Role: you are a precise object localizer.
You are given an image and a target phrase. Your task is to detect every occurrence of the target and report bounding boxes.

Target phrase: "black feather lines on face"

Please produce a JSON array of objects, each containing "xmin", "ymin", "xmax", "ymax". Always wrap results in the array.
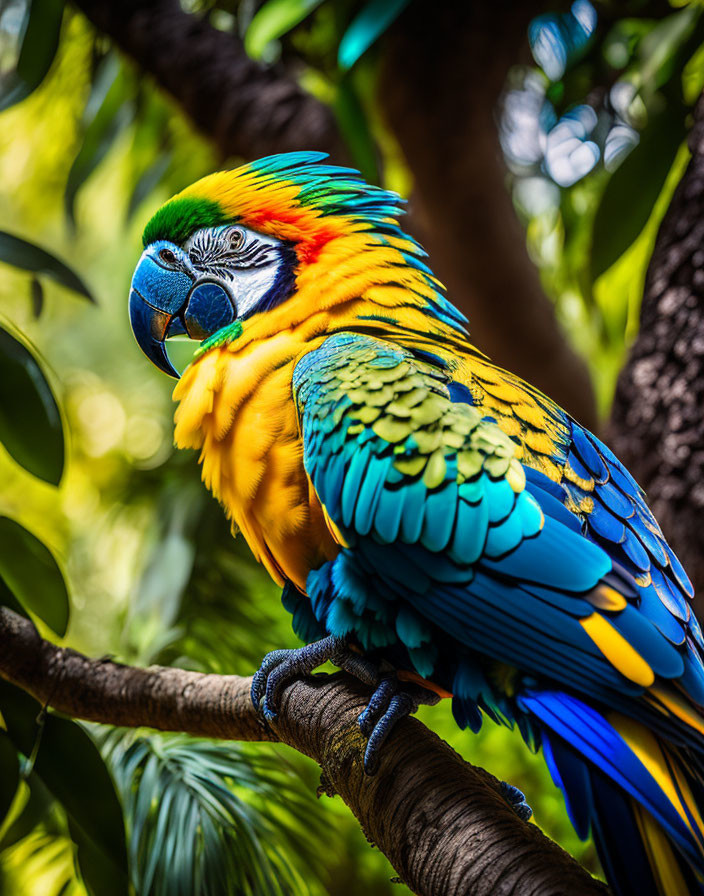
[{"xmin": 188, "ymin": 228, "xmax": 273, "ymax": 281}]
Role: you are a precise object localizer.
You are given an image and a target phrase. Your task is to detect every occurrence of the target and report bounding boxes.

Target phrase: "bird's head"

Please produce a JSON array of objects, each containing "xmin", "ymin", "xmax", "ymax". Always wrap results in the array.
[{"xmin": 129, "ymin": 152, "xmax": 410, "ymax": 377}]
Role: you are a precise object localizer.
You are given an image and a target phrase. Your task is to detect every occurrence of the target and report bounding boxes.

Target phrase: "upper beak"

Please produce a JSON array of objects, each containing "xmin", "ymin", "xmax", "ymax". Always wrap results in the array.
[
  {"xmin": 129, "ymin": 286, "xmax": 181, "ymax": 378},
  {"xmin": 129, "ymin": 246, "xmax": 238, "ymax": 378},
  {"xmin": 128, "ymin": 250, "xmax": 193, "ymax": 378}
]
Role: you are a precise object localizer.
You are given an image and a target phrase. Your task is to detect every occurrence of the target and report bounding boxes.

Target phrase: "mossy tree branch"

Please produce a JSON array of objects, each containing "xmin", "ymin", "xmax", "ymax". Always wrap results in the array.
[{"xmin": 0, "ymin": 606, "xmax": 606, "ymax": 896}]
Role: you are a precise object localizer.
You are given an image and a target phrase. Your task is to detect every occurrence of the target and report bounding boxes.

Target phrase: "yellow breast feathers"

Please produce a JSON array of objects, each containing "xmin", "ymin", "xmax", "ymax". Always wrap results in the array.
[{"xmin": 173, "ymin": 326, "xmax": 339, "ymax": 591}]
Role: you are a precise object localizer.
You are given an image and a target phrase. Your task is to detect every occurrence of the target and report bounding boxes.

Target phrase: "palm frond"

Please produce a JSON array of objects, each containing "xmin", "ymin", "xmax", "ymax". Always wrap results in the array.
[{"xmin": 103, "ymin": 731, "xmax": 325, "ymax": 896}]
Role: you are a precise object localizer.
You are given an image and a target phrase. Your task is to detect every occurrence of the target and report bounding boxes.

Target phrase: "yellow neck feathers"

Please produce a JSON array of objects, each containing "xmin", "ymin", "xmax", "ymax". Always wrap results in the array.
[{"xmin": 172, "ymin": 230, "xmax": 441, "ymax": 587}]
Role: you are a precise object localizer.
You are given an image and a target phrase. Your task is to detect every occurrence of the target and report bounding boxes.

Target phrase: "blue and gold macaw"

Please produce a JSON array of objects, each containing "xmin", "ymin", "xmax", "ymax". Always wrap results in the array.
[{"xmin": 128, "ymin": 153, "xmax": 704, "ymax": 895}]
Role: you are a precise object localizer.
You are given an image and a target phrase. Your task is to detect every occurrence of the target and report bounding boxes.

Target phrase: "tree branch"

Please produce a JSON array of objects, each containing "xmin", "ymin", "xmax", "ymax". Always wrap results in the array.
[
  {"xmin": 608, "ymin": 91, "xmax": 704, "ymax": 614},
  {"xmin": 70, "ymin": 0, "xmax": 344, "ymax": 160},
  {"xmin": 0, "ymin": 607, "xmax": 605, "ymax": 896}
]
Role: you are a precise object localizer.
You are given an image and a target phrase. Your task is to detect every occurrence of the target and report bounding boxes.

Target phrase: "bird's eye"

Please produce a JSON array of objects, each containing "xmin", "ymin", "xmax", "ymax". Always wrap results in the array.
[
  {"xmin": 228, "ymin": 229, "xmax": 245, "ymax": 252},
  {"xmin": 159, "ymin": 248, "xmax": 177, "ymax": 265}
]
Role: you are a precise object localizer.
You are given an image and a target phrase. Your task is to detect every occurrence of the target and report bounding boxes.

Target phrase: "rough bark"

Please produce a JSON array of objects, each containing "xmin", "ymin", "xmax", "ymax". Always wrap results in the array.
[
  {"xmin": 71, "ymin": 0, "xmax": 344, "ymax": 160},
  {"xmin": 379, "ymin": 0, "xmax": 597, "ymax": 428},
  {"xmin": 609, "ymin": 93, "xmax": 704, "ymax": 608},
  {"xmin": 70, "ymin": 0, "xmax": 597, "ymax": 429},
  {"xmin": 0, "ymin": 607, "xmax": 606, "ymax": 896}
]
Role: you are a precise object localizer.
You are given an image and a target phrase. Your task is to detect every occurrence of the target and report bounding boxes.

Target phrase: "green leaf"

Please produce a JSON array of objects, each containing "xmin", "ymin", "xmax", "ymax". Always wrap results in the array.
[
  {"xmin": 0, "ymin": 517, "xmax": 69, "ymax": 636},
  {"xmin": 0, "ymin": 686, "xmax": 64, "ymax": 849},
  {"xmin": 66, "ymin": 816, "xmax": 127, "ymax": 896},
  {"xmin": 244, "ymin": 0, "xmax": 326, "ymax": 59},
  {"xmin": 0, "ymin": 732, "xmax": 20, "ymax": 826},
  {"xmin": 0, "ymin": 683, "xmax": 128, "ymax": 895},
  {"xmin": 0, "ymin": 679, "xmax": 44, "ymax": 760},
  {"xmin": 591, "ymin": 7, "xmax": 704, "ymax": 282},
  {"xmin": 338, "ymin": 0, "xmax": 410, "ymax": 70},
  {"xmin": 635, "ymin": 5, "xmax": 701, "ymax": 93},
  {"xmin": 333, "ymin": 78, "xmax": 379, "ymax": 185},
  {"xmin": 0, "ymin": 772, "xmax": 54, "ymax": 850},
  {"xmin": 0, "ymin": 231, "xmax": 93, "ymax": 300},
  {"xmin": 590, "ymin": 100, "xmax": 686, "ymax": 283},
  {"xmin": 0, "ymin": 574, "xmax": 31, "ymax": 621},
  {"xmin": 104, "ymin": 732, "xmax": 322, "ymax": 896},
  {"xmin": 0, "ymin": 327, "xmax": 64, "ymax": 485},
  {"xmin": 0, "ymin": 0, "xmax": 65, "ymax": 112},
  {"xmin": 35, "ymin": 717, "xmax": 128, "ymax": 896},
  {"xmin": 65, "ymin": 55, "xmax": 135, "ymax": 225}
]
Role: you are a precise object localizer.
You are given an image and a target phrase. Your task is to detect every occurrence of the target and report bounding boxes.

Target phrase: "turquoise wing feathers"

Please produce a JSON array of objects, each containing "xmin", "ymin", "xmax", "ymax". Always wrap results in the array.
[{"xmin": 292, "ymin": 333, "xmax": 697, "ymax": 702}]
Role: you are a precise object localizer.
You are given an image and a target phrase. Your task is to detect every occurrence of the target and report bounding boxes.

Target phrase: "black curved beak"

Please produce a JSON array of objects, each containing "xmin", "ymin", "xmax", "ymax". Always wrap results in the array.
[{"xmin": 129, "ymin": 287, "xmax": 181, "ymax": 378}]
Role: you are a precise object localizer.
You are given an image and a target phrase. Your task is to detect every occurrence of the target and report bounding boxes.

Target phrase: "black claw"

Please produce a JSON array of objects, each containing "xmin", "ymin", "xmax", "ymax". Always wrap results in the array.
[
  {"xmin": 358, "ymin": 675, "xmax": 441, "ymax": 775},
  {"xmin": 261, "ymin": 698, "xmax": 278, "ymax": 722},
  {"xmin": 363, "ymin": 741, "xmax": 380, "ymax": 776},
  {"xmin": 357, "ymin": 675, "xmax": 396, "ymax": 736},
  {"xmin": 500, "ymin": 781, "xmax": 533, "ymax": 821}
]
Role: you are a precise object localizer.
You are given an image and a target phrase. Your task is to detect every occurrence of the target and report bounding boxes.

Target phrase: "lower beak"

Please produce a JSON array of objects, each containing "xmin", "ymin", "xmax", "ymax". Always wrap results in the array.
[{"xmin": 129, "ymin": 288, "xmax": 181, "ymax": 378}]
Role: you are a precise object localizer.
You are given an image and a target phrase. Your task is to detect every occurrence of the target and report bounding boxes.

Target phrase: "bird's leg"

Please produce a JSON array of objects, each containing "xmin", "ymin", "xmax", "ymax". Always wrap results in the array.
[
  {"xmin": 251, "ymin": 640, "xmax": 435, "ymax": 772},
  {"xmin": 251, "ymin": 635, "xmax": 380, "ymax": 721},
  {"xmin": 357, "ymin": 675, "xmax": 532, "ymax": 820}
]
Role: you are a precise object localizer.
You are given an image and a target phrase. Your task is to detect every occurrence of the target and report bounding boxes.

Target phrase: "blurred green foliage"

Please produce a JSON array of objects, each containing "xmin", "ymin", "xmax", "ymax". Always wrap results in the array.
[
  {"xmin": 504, "ymin": 1, "xmax": 704, "ymax": 411},
  {"xmin": 0, "ymin": 0, "xmax": 703, "ymax": 893}
]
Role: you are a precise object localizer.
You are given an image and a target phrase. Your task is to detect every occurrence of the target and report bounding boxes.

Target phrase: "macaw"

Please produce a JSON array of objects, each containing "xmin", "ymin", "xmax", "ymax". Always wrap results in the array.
[{"xmin": 129, "ymin": 152, "xmax": 704, "ymax": 895}]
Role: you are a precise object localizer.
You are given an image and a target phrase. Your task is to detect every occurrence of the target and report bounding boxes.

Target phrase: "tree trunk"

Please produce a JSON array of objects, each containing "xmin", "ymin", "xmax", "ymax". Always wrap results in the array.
[
  {"xmin": 71, "ymin": 0, "xmax": 345, "ymax": 160},
  {"xmin": 609, "ymin": 92, "xmax": 704, "ymax": 611}
]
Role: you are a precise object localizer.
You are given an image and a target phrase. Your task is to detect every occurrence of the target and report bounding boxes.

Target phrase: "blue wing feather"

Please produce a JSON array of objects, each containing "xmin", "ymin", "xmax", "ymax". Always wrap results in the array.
[
  {"xmin": 292, "ymin": 335, "xmax": 704, "ymax": 887},
  {"xmin": 563, "ymin": 419, "xmax": 697, "ymax": 641}
]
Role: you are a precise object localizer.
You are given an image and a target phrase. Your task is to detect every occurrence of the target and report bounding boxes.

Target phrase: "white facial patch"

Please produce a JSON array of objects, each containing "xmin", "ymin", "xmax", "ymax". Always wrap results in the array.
[
  {"xmin": 184, "ymin": 225, "xmax": 284, "ymax": 319},
  {"xmin": 230, "ymin": 261, "xmax": 280, "ymax": 318}
]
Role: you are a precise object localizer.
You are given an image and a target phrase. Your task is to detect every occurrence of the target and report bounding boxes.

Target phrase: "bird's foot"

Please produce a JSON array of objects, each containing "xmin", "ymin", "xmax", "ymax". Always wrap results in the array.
[
  {"xmin": 251, "ymin": 639, "xmax": 443, "ymax": 777},
  {"xmin": 499, "ymin": 780, "xmax": 533, "ymax": 821},
  {"xmin": 357, "ymin": 673, "xmax": 441, "ymax": 775},
  {"xmin": 251, "ymin": 635, "xmax": 379, "ymax": 722}
]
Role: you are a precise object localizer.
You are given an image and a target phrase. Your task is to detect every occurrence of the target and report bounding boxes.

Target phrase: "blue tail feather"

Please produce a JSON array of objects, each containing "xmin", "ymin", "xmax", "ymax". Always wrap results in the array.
[{"xmin": 520, "ymin": 688, "xmax": 704, "ymax": 891}]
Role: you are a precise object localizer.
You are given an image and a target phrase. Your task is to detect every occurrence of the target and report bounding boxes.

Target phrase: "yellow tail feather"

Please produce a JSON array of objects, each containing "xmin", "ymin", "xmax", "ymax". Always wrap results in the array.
[{"xmin": 633, "ymin": 800, "xmax": 690, "ymax": 896}]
